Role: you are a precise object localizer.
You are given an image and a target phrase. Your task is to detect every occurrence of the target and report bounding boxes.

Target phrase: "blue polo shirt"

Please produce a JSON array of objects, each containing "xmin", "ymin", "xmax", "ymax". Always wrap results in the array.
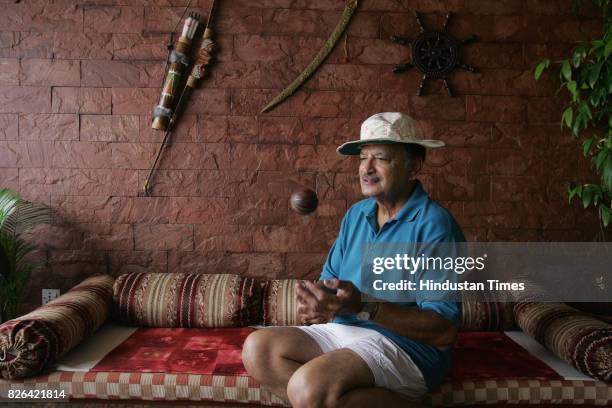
[{"xmin": 320, "ymin": 180, "xmax": 465, "ymax": 391}]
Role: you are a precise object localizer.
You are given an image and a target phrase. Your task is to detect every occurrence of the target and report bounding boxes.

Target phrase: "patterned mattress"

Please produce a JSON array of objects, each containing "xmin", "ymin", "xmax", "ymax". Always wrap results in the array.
[
  {"xmin": 1, "ymin": 327, "xmax": 611, "ymax": 406},
  {"xmin": 4, "ymin": 371, "xmax": 612, "ymax": 406}
]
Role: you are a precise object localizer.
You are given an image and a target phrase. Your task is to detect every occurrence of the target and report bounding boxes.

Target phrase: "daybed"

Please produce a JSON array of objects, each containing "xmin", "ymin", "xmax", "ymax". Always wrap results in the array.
[{"xmin": 1, "ymin": 273, "xmax": 611, "ymax": 407}]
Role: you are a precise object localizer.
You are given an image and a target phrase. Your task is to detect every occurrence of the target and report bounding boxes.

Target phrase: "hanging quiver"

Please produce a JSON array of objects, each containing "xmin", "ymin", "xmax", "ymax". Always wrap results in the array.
[{"xmin": 151, "ymin": 14, "xmax": 200, "ymax": 131}]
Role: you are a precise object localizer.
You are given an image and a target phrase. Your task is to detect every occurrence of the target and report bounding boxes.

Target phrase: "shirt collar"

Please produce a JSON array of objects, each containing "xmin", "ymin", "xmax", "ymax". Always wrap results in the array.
[{"xmin": 362, "ymin": 180, "xmax": 428, "ymax": 224}]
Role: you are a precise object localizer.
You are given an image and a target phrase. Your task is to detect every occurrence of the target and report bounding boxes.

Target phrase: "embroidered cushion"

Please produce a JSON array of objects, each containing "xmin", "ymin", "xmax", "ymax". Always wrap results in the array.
[{"xmin": 113, "ymin": 273, "xmax": 262, "ymax": 328}]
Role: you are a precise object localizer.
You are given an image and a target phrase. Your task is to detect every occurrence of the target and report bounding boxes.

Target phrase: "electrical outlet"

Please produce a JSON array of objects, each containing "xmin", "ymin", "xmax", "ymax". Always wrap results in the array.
[{"xmin": 42, "ymin": 289, "xmax": 60, "ymax": 305}]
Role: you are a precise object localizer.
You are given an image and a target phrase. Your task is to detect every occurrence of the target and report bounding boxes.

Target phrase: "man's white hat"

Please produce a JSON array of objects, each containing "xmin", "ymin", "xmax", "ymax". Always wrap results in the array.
[{"xmin": 336, "ymin": 112, "xmax": 445, "ymax": 156}]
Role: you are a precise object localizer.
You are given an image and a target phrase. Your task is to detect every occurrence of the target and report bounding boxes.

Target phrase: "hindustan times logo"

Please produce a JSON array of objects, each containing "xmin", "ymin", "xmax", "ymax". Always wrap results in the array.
[{"xmin": 371, "ymin": 253, "xmax": 487, "ymax": 275}]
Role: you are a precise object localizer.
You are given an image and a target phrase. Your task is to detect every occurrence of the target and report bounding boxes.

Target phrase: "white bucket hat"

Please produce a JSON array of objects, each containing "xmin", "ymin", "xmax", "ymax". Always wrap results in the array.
[{"xmin": 336, "ymin": 112, "xmax": 445, "ymax": 156}]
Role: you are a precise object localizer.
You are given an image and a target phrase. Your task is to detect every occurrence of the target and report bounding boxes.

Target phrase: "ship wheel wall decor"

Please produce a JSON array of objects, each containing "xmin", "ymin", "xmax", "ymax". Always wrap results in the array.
[{"xmin": 391, "ymin": 12, "xmax": 478, "ymax": 96}]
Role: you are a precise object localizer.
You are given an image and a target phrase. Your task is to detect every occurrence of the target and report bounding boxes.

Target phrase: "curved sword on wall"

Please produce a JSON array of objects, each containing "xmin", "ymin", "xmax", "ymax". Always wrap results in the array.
[{"xmin": 260, "ymin": 0, "xmax": 359, "ymax": 113}]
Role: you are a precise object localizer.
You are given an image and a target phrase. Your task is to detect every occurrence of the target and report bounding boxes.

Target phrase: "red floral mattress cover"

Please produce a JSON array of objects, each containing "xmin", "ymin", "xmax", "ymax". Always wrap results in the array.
[
  {"xmin": 91, "ymin": 328, "xmax": 561, "ymax": 381},
  {"xmin": 92, "ymin": 327, "xmax": 252, "ymax": 376},
  {"xmin": 3, "ymin": 329, "xmax": 611, "ymax": 406}
]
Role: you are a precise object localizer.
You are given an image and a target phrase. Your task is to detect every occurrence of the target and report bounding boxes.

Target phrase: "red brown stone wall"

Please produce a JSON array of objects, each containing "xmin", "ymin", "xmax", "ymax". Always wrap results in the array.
[{"xmin": 0, "ymin": 0, "xmax": 603, "ymax": 303}]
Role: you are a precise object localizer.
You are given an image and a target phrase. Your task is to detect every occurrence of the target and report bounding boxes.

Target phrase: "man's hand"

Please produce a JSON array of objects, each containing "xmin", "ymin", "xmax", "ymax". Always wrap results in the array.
[{"xmin": 296, "ymin": 280, "xmax": 362, "ymax": 325}]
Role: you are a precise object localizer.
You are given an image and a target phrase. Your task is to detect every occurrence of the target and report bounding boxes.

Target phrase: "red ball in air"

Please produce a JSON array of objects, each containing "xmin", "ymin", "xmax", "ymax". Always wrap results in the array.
[{"xmin": 289, "ymin": 188, "xmax": 318, "ymax": 215}]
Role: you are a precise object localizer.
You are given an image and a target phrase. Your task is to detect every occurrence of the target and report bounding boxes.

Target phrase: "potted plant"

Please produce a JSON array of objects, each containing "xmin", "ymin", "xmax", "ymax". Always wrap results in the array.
[
  {"xmin": 0, "ymin": 188, "xmax": 51, "ymax": 323},
  {"xmin": 534, "ymin": 0, "xmax": 612, "ymax": 231}
]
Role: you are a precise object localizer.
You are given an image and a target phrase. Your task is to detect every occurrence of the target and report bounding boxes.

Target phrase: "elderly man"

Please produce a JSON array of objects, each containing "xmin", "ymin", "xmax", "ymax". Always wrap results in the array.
[{"xmin": 242, "ymin": 112, "xmax": 465, "ymax": 407}]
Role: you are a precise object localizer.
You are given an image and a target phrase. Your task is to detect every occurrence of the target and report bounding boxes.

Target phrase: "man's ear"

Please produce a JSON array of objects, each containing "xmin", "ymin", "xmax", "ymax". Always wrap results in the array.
[{"xmin": 410, "ymin": 157, "xmax": 423, "ymax": 179}]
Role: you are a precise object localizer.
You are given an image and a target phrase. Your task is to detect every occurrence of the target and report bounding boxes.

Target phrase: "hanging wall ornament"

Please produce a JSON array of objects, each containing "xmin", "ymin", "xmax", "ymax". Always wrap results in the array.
[
  {"xmin": 151, "ymin": 12, "xmax": 201, "ymax": 131},
  {"xmin": 142, "ymin": 1, "xmax": 219, "ymax": 196},
  {"xmin": 390, "ymin": 12, "xmax": 478, "ymax": 96},
  {"xmin": 261, "ymin": 0, "xmax": 359, "ymax": 113}
]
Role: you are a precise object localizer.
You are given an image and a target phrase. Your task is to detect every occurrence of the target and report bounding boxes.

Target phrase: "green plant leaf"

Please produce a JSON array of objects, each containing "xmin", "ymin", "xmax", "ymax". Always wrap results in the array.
[
  {"xmin": 583, "ymin": 137, "xmax": 595, "ymax": 155},
  {"xmin": 582, "ymin": 184, "xmax": 603, "ymax": 208},
  {"xmin": 573, "ymin": 112, "xmax": 584, "ymax": 135},
  {"xmin": 562, "ymin": 107, "xmax": 574, "ymax": 128},
  {"xmin": 580, "ymin": 102, "xmax": 593, "ymax": 119},
  {"xmin": 592, "ymin": 39, "xmax": 605, "ymax": 51},
  {"xmin": 590, "ymin": 86, "xmax": 607, "ymax": 107},
  {"xmin": 1, "ymin": 198, "xmax": 51, "ymax": 237},
  {"xmin": 569, "ymin": 184, "xmax": 580, "ymax": 202},
  {"xmin": 0, "ymin": 190, "xmax": 49, "ymax": 322},
  {"xmin": 605, "ymin": 38, "xmax": 612, "ymax": 59},
  {"xmin": 534, "ymin": 59, "xmax": 551, "ymax": 80},
  {"xmin": 561, "ymin": 60, "xmax": 572, "ymax": 81},
  {"xmin": 589, "ymin": 62, "xmax": 603, "ymax": 87},
  {"xmin": 582, "ymin": 187, "xmax": 594, "ymax": 207},
  {"xmin": 595, "ymin": 148, "xmax": 609, "ymax": 169},
  {"xmin": 603, "ymin": 154, "xmax": 612, "ymax": 189},
  {"xmin": 573, "ymin": 46, "xmax": 586, "ymax": 67},
  {"xmin": 0, "ymin": 189, "xmax": 19, "ymax": 230},
  {"xmin": 567, "ymin": 80, "xmax": 578, "ymax": 99},
  {"xmin": 569, "ymin": 184, "xmax": 584, "ymax": 203},
  {"xmin": 602, "ymin": 204, "xmax": 612, "ymax": 227}
]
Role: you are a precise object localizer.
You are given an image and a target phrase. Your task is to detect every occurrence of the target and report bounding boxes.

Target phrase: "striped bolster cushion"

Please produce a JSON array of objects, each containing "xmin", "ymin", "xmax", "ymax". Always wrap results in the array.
[
  {"xmin": 113, "ymin": 273, "xmax": 262, "ymax": 328},
  {"xmin": 461, "ymin": 291, "xmax": 514, "ymax": 331},
  {"xmin": 262, "ymin": 279, "xmax": 316, "ymax": 326},
  {"xmin": 515, "ymin": 302, "xmax": 612, "ymax": 383},
  {"xmin": 0, "ymin": 275, "xmax": 114, "ymax": 380},
  {"xmin": 262, "ymin": 279, "xmax": 516, "ymax": 330}
]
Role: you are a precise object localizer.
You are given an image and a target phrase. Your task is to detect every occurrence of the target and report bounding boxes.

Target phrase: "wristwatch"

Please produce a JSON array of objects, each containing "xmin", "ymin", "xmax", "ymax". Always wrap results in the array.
[{"xmin": 356, "ymin": 302, "xmax": 379, "ymax": 321}]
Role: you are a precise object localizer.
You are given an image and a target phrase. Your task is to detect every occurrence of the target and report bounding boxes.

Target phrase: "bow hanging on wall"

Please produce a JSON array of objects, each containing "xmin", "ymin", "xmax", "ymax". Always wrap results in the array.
[{"xmin": 260, "ymin": 0, "xmax": 360, "ymax": 113}]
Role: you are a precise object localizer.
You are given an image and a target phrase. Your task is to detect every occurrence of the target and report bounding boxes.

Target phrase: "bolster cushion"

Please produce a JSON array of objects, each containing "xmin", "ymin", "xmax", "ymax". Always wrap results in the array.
[
  {"xmin": 0, "ymin": 275, "xmax": 114, "ymax": 380},
  {"xmin": 567, "ymin": 302, "xmax": 612, "ymax": 324},
  {"xmin": 262, "ymin": 278, "xmax": 516, "ymax": 329},
  {"xmin": 461, "ymin": 291, "xmax": 514, "ymax": 331},
  {"xmin": 461, "ymin": 301, "xmax": 514, "ymax": 331},
  {"xmin": 113, "ymin": 273, "xmax": 262, "ymax": 328},
  {"xmin": 515, "ymin": 302, "xmax": 612, "ymax": 383},
  {"xmin": 262, "ymin": 279, "xmax": 315, "ymax": 326}
]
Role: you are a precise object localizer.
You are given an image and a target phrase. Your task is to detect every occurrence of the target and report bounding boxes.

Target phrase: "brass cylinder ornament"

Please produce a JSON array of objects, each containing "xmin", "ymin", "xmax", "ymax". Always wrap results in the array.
[{"xmin": 151, "ymin": 14, "xmax": 200, "ymax": 131}]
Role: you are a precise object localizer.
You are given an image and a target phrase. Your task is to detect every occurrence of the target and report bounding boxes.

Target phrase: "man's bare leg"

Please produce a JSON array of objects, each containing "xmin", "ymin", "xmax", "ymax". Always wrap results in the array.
[
  {"xmin": 241, "ymin": 327, "xmax": 323, "ymax": 401},
  {"xmin": 287, "ymin": 349, "xmax": 422, "ymax": 408}
]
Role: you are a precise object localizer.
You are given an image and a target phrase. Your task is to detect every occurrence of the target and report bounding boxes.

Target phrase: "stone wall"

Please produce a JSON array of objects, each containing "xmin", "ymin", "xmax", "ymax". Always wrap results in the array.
[{"xmin": 0, "ymin": 0, "xmax": 602, "ymax": 304}]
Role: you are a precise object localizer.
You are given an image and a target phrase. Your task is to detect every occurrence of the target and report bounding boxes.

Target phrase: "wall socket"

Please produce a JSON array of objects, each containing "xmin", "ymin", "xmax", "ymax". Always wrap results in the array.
[{"xmin": 42, "ymin": 289, "xmax": 60, "ymax": 305}]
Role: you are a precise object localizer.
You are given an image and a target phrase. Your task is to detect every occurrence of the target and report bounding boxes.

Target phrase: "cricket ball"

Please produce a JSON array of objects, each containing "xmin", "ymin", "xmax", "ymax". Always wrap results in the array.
[{"xmin": 289, "ymin": 188, "xmax": 318, "ymax": 215}]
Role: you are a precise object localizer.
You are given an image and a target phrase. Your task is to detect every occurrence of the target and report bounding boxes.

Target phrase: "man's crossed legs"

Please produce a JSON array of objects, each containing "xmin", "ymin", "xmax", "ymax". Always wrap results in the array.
[{"xmin": 242, "ymin": 323, "xmax": 427, "ymax": 408}]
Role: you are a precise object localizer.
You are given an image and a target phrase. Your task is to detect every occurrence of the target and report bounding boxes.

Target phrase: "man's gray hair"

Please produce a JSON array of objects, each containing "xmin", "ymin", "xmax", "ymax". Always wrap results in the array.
[{"xmin": 403, "ymin": 144, "xmax": 426, "ymax": 169}]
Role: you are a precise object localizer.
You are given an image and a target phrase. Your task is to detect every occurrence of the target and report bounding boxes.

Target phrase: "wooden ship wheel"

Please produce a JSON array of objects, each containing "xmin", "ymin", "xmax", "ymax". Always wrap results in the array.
[{"xmin": 391, "ymin": 12, "xmax": 478, "ymax": 96}]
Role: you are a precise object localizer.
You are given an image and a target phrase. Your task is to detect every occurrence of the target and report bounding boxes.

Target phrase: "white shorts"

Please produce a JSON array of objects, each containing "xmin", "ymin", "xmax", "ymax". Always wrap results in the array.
[{"xmin": 297, "ymin": 323, "xmax": 427, "ymax": 399}]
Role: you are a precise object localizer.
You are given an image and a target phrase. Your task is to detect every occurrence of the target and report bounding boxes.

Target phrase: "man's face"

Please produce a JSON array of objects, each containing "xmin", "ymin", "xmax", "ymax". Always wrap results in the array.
[{"xmin": 359, "ymin": 144, "xmax": 416, "ymax": 199}]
